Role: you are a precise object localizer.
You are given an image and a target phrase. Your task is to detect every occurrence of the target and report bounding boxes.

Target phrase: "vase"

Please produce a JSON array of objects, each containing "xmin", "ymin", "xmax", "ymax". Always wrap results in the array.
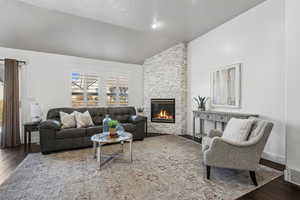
[
  {"xmin": 198, "ymin": 106, "xmax": 206, "ymax": 111},
  {"xmin": 116, "ymin": 123, "xmax": 125, "ymax": 133},
  {"xmin": 103, "ymin": 114, "xmax": 111, "ymax": 132},
  {"xmin": 109, "ymin": 128, "xmax": 118, "ymax": 138}
]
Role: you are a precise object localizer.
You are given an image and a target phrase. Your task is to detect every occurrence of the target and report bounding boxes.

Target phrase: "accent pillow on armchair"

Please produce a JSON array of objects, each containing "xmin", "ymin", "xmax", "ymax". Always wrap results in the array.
[{"xmin": 222, "ymin": 118, "xmax": 254, "ymax": 142}]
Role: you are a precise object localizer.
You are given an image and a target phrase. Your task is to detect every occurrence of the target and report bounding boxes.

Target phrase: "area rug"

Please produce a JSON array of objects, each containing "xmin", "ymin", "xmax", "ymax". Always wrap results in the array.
[{"xmin": 0, "ymin": 135, "xmax": 281, "ymax": 200}]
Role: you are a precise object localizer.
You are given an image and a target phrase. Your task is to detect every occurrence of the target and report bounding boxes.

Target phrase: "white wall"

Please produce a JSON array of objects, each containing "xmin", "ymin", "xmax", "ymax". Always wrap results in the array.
[
  {"xmin": 286, "ymin": 0, "xmax": 300, "ymax": 173},
  {"xmin": 187, "ymin": 0, "xmax": 285, "ymax": 164},
  {"xmin": 0, "ymin": 46, "xmax": 143, "ymax": 142}
]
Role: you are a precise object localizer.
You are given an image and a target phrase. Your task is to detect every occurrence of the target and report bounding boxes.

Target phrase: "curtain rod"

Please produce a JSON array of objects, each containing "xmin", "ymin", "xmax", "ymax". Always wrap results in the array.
[{"xmin": 0, "ymin": 59, "xmax": 26, "ymax": 64}]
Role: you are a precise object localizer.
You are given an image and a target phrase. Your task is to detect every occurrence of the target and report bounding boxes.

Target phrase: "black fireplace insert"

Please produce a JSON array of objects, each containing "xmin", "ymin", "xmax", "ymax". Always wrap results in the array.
[{"xmin": 151, "ymin": 99, "xmax": 175, "ymax": 123}]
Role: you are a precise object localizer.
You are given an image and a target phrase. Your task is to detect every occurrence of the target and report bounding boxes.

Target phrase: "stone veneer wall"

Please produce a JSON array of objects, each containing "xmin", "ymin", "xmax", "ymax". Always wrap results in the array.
[{"xmin": 143, "ymin": 43, "xmax": 187, "ymax": 135}]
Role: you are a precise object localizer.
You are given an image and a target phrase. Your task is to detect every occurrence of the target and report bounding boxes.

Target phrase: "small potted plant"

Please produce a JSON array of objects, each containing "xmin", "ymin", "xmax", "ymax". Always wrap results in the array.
[
  {"xmin": 108, "ymin": 120, "xmax": 119, "ymax": 138},
  {"xmin": 193, "ymin": 96, "xmax": 208, "ymax": 111}
]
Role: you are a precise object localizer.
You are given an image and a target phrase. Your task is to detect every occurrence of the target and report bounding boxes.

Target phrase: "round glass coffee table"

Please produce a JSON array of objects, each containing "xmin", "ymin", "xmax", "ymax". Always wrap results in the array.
[{"xmin": 91, "ymin": 132, "xmax": 133, "ymax": 170}]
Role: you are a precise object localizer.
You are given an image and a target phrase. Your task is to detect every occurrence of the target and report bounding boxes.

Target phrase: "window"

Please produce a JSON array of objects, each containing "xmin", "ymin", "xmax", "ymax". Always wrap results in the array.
[
  {"xmin": 106, "ymin": 76, "xmax": 128, "ymax": 106},
  {"xmin": 71, "ymin": 73, "xmax": 99, "ymax": 107},
  {"xmin": 118, "ymin": 76, "xmax": 129, "ymax": 105},
  {"xmin": 106, "ymin": 77, "xmax": 118, "ymax": 105}
]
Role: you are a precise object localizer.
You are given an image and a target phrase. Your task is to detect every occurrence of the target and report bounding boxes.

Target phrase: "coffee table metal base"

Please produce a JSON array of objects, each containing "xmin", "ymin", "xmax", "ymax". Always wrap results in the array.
[{"xmin": 93, "ymin": 139, "xmax": 132, "ymax": 170}]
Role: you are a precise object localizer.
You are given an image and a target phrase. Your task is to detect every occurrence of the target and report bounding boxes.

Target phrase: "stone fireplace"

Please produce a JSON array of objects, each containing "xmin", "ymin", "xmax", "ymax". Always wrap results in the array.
[
  {"xmin": 143, "ymin": 43, "xmax": 187, "ymax": 135},
  {"xmin": 151, "ymin": 99, "xmax": 175, "ymax": 123}
]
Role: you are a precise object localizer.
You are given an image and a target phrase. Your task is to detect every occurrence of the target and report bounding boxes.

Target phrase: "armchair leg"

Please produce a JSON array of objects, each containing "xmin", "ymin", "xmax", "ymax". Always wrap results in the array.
[
  {"xmin": 249, "ymin": 171, "xmax": 258, "ymax": 186},
  {"xmin": 206, "ymin": 166, "xmax": 211, "ymax": 180}
]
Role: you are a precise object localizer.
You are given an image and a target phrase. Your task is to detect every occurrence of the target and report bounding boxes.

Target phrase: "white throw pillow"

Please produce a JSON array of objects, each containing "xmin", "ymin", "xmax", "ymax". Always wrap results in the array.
[
  {"xmin": 75, "ymin": 111, "xmax": 94, "ymax": 128},
  {"xmin": 60, "ymin": 111, "xmax": 76, "ymax": 129},
  {"xmin": 222, "ymin": 118, "xmax": 254, "ymax": 142}
]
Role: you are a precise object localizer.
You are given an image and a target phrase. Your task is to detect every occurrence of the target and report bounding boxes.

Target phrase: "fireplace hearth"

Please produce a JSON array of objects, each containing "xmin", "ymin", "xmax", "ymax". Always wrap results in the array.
[{"xmin": 151, "ymin": 99, "xmax": 175, "ymax": 123}]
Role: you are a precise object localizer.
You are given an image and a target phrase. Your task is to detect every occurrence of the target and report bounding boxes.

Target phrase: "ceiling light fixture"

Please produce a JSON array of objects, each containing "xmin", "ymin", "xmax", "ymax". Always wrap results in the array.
[
  {"xmin": 151, "ymin": 23, "xmax": 158, "ymax": 29},
  {"xmin": 151, "ymin": 21, "xmax": 161, "ymax": 30}
]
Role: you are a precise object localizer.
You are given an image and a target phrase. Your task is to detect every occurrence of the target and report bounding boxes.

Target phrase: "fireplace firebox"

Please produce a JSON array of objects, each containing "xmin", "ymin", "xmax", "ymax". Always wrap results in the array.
[{"xmin": 151, "ymin": 99, "xmax": 175, "ymax": 123}]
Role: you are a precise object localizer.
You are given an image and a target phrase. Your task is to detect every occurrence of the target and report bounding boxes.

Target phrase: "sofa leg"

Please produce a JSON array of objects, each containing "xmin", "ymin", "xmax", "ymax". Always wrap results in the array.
[
  {"xmin": 249, "ymin": 171, "xmax": 258, "ymax": 186},
  {"xmin": 206, "ymin": 166, "xmax": 211, "ymax": 180}
]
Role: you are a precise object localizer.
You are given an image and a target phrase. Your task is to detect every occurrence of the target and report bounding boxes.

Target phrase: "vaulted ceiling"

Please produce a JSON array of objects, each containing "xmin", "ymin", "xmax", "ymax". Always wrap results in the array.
[{"xmin": 0, "ymin": 0, "xmax": 266, "ymax": 64}]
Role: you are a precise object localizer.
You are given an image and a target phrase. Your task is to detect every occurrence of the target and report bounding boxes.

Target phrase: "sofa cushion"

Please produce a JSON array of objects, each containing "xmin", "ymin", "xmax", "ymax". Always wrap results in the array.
[
  {"xmin": 56, "ymin": 128, "xmax": 86, "ymax": 139},
  {"xmin": 107, "ymin": 107, "xmax": 136, "ymax": 123},
  {"xmin": 86, "ymin": 108, "xmax": 107, "ymax": 125},
  {"xmin": 122, "ymin": 123, "xmax": 137, "ymax": 132},
  {"xmin": 86, "ymin": 126, "xmax": 103, "ymax": 137},
  {"xmin": 222, "ymin": 118, "xmax": 254, "ymax": 142}
]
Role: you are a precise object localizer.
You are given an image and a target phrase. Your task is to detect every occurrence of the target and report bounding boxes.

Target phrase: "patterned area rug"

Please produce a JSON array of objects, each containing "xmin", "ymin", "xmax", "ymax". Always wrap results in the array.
[{"xmin": 0, "ymin": 135, "xmax": 281, "ymax": 200}]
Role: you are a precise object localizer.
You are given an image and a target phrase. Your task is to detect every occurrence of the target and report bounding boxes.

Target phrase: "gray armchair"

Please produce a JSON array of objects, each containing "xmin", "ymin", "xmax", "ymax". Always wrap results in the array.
[{"xmin": 202, "ymin": 118, "xmax": 274, "ymax": 186}]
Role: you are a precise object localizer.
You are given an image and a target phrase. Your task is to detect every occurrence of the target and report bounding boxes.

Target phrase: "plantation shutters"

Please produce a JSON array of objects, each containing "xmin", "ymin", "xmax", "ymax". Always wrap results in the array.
[
  {"xmin": 106, "ymin": 75, "xmax": 129, "ymax": 106},
  {"xmin": 71, "ymin": 73, "xmax": 99, "ymax": 107}
]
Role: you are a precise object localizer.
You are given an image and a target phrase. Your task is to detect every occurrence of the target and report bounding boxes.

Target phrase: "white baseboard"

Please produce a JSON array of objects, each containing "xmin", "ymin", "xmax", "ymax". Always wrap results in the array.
[
  {"xmin": 262, "ymin": 151, "xmax": 285, "ymax": 165},
  {"xmin": 285, "ymin": 168, "xmax": 300, "ymax": 186}
]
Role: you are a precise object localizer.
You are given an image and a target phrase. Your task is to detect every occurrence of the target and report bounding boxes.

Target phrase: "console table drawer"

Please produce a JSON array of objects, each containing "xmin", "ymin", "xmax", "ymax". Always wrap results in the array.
[
  {"xmin": 215, "ymin": 115, "xmax": 228, "ymax": 122},
  {"xmin": 199, "ymin": 113, "xmax": 214, "ymax": 120}
]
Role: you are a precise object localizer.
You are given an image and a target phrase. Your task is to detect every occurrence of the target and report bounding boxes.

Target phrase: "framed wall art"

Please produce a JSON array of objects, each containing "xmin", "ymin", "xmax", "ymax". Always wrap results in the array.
[{"xmin": 210, "ymin": 63, "xmax": 241, "ymax": 108}]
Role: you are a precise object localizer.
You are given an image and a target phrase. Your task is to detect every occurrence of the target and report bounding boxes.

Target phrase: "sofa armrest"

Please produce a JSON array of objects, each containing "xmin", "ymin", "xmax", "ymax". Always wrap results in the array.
[
  {"xmin": 130, "ymin": 115, "xmax": 147, "ymax": 124},
  {"xmin": 129, "ymin": 115, "xmax": 146, "ymax": 140},
  {"xmin": 207, "ymin": 129, "xmax": 223, "ymax": 138},
  {"xmin": 204, "ymin": 137, "xmax": 261, "ymax": 170},
  {"xmin": 39, "ymin": 120, "xmax": 61, "ymax": 130},
  {"xmin": 39, "ymin": 120, "xmax": 61, "ymax": 154}
]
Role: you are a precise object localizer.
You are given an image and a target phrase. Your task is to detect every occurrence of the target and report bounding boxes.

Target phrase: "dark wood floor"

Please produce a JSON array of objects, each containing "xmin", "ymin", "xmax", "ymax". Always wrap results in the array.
[
  {"xmin": 1, "ymin": 136, "xmax": 300, "ymax": 200},
  {"xmin": 0, "ymin": 144, "xmax": 40, "ymax": 185}
]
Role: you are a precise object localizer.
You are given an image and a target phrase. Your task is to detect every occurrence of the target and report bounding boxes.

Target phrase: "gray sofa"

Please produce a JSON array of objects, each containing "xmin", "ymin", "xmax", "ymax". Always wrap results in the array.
[{"xmin": 39, "ymin": 107, "xmax": 146, "ymax": 154}]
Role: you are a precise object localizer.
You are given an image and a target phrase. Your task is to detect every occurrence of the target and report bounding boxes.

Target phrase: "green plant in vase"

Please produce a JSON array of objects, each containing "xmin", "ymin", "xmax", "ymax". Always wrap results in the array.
[
  {"xmin": 108, "ymin": 120, "xmax": 119, "ymax": 138},
  {"xmin": 193, "ymin": 96, "xmax": 208, "ymax": 111}
]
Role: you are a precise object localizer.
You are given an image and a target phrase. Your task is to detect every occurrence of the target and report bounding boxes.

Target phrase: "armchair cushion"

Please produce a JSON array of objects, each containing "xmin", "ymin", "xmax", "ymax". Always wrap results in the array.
[{"xmin": 222, "ymin": 118, "xmax": 254, "ymax": 142}]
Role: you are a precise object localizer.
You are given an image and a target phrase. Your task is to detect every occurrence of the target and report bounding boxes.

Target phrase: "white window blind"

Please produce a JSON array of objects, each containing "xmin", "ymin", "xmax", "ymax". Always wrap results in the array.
[
  {"xmin": 71, "ymin": 73, "xmax": 99, "ymax": 107},
  {"xmin": 119, "ymin": 76, "xmax": 129, "ymax": 105},
  {"xmin": 106, "ymin": 75, "xmax": 129, "ymax": 106}
]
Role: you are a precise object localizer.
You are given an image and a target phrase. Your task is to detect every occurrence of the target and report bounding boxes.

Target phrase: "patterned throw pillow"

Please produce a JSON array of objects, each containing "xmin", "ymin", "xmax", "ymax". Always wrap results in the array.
[
  {"xmin": 59, "ymin": 111, "xmax": 76, "ymax": 129},
  {"xmin": 222, "ymin": 118, "xmax": 255, "ymax": 142},
  {"xmin": 75, "ymin": 111, "xmax": 94, "ymax": 128}
]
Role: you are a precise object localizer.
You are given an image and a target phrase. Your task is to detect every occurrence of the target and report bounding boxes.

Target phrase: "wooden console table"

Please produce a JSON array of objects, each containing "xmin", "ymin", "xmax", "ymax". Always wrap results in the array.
[{"xmin": 193, "ymin": 110, "xmax": 258, "ymax": 140}]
